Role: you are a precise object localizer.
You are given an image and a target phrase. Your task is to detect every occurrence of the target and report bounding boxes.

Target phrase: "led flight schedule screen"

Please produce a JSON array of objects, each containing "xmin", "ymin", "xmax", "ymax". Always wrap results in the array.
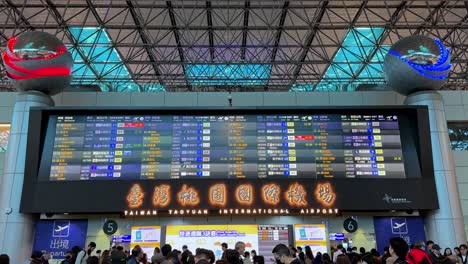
[{"xmin": 44, "ymin": 113, "xmax": 406, "ymax": 181}]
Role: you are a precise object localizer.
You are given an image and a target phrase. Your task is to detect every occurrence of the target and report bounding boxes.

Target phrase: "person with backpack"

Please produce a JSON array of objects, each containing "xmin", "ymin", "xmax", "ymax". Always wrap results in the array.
[
  {"xmin": 389, "ymin": 238, "xmax": 409, "ymax": 264},
  {"xmin": 406, "ymin": 241, "xmax": 432, "ymax": 264},
  {"xmin": 75, "ymin": 242, "xmax": 97, "ymax": 264}
]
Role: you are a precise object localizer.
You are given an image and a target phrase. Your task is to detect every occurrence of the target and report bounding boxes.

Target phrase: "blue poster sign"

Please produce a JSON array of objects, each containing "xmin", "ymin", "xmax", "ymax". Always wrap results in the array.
[
  {"xmin": 374, "ymin": 216, "xmax": 426, "ymax": 254},
  {"xmin": 33, "ymin": 220, "xmax": 88, "ymax": 259},
  {"xmin": 113, "ymin": 235, "xmax": 131, "ymax": 243}
]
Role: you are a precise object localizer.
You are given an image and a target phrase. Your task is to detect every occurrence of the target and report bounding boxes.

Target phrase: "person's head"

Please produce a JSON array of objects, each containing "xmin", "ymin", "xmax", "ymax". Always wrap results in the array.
[
  {"xmin": 389, "ymin": 237, "xmax": 409, "ymax": 258},
  {"xmin": 154, "ymin": 247, "xmax": 161, "ymax": 254},
  {"xmin": 31, "ymin": 251, "xmax": 43, "ymax": 260},
  {"xmin": 117, "ymin": 246, "xmax": 124, "ymax": 252},
  {"xmin": 352, "ymin": 247, "xmax": 357, "ymax": 253},
  {"xmin": 251, "ymin": 250, "xmax": 257, "ymax": 257},
  {"xmin": 253, "ymin": 255, "xmax": 265, "ymax": 264},
  {"xmin": 166, "ymin": 250, "xmax": 180, "ymax": 264},
  {"xmin": 224, "ymin": 250, "xmax": 241, "ymax": 264},
  {"xmin": 297, "ymin": 247, "xmax": 303, "ymax": 253},
  {"xmin": 132, "ymin": 246, "xmax": 144, "ymax": 260},
  {"xmin": 299, "ymin": 252, "xmax": 305, "ymax": 262},
  {"xmin": 195, "ymin": 248, "xmax": 214, "ymax": 264},
  {"xmin": 64, "ymin": 251, "xmax": 72, "ymax": 260},
  {"xmin": 315, "ymin": 252, "xmax": 322, "ymax": 260},
  {"xmin": 432, "ymin": 245, "xmax": 441, "ymax": 255},
  {"xmin": 460, "ymin": 244, "xmax": 468, "ymax": 256},
  {"xmin": 414, "ymin": 241, "xmax": 426, "ymax": 251},
  {"xmin": 0, "ymin": 254, "xmax": 9, "ymax": 264},
  {"xmin": 183, "ymin": 245, "xmax": 188, "ymax": 251},
  {"xmin": 162, "ymin": 244, "xmax": 173, "ymax": 257},
  {"xmin": 42, "ymin": 251, "xmax": 51, "ymax": 260},
  {"xmin": 221, "ymin": 243, "xmax": 228, "ymax": 251},
  {"xmin": 426, "ymin": 241, "xmax": 434, "ymax": 251},
  {"xmin": 235, "ymin": 241, "xmax": 246, "ymax": 255},
  {"xmin": 336, "ymin": 255, "xmax": 351, "ymax": 264},
  {"xmin": 96, "ymin": 250, "xmax": 102, "ymax": 255},
  {"xmin": 322, "ymin": 253, "xmax": 331, "ymax": 262},
  {"xmin": 305, "ymin": 246, "xmax": 314, "ymax": 260},
  {"xmin": 88, "ymin": 242, "xmax": 97, "ymax": 254},
  {"xmin": 370, "ymin": 249, "xmax": 379, "ymax": 257},
  {"xmin": 245, "ymin": 251, "xmax": 251, "ymax": 258},
  {"xmin": 87, "ymin": 256, "xmax": 99, "ymax": 264},
  {"xmin": 359, "ymin": 248, "xmax": 365, "ymax": 255},
  {"xmin": 337, "ymin": 245, "xmax": 343, "ymax": 250},
  {"xmin": 384, "ymin": 247, "xmax": 389, "ymax": 255},
  {"xmin": 454, "ymin": 247, "xmax": 460, "ymax": 255},
  {"xmin": 444, "ymin": 248, "xmax": 452, "ymax": 256},
  {"xmin": 101, "ymin": 250, "xmax": 110, "ymax": 258},
  {"xmin": 347, "ymin": 248, "xmax": 352, "ymax": 253},
  {"xmin": 274, "ymin": 244, "xmax": 293, "ymax": 264}
]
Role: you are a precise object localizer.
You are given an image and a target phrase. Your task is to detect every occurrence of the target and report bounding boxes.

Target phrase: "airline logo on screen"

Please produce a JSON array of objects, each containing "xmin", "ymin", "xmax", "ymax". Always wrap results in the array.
[{"xmin": 124, "ymin": 181, "xmax": 338, "ymax": 216}]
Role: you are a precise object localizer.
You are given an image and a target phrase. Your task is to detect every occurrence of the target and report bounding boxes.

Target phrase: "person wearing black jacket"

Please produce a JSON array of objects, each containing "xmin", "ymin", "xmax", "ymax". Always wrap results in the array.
[{"xmin": 389, "ymin": 237, "xmax": 409, "ymax": 264}]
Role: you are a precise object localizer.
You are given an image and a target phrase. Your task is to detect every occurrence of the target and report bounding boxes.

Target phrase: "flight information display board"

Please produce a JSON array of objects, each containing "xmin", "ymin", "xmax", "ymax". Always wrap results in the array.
[{"xmin": 44, "ymin": 113, "xmax": 405, "ymax": 181}]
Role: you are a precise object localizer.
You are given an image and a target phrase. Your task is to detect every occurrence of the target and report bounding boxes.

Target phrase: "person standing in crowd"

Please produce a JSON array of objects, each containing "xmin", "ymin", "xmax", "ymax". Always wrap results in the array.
[
  {"xmin": 221, "ymin": 243, "xmax": 229, "ymax": 260},
  {"xmin": 87, "ymin": 257, "xmax": 99, "ymax": 264},
  {"xmin": 224, "ymin": 250, "xmax": 241, "ymax": 264},
  {"xmin": 40, "ymin": 251, "xmax": 51, "ymax": 264},
  {"xmin": 389, "ymin": 237, "xmax": 409, "ymax": 264},
  {"xmin": 76, "ymin": 242, "xmax": 97, "ymax": 264},
  {"xmin": 298, "ymin": 247, "xmax": 303, "ymax": 255},
  {"xmin": 152, "ymin": 247, "xmax": 165, "ymax": 264},
  {"xmin": 298, "ymin": 251, "xmax": 306, "ymax": 264},
  {"xmin": 181, "ymin": 246, "xmax": 192, "ymax": 264},
  {"xmin": 444, "ymin": 249, "xmax": 452, "ymax": 257},
  {"xmin": 313, "ymin": 252, "xmax": 322, "ymax": 264},
  {"xmin": 381, "ymin": 247, "xmax": 391, "ymax": 264},
  {"xmin": 111, "ymin": 246, "xmax": 127, "ymax": 264},
  {"xmin": 426, "ymin": 242, "xmax": 435, "ymax": 255},
  {"xmin": 455, "ymin": 248, "xmax": 461, "ymax": 257},
  {"xmin": 127, "ymin": 247, "xmax": 143, "ymax": 264},
  {"xmin": 236, "ymin": 241, "xmax": 246, "ymax": 263},
  {"xmin": 99, "ymin": 250, "xmax": 111, "ymax": 264},
  {"xmin": 253, "ymin": 256, "xmax": 264, "ymax": 264},
  {"xmin": 61, "ymin": 251, "xmax": 74, "ymax": 264},
  {"xmin": 31, "ymin": 251, "xmax": 43, "ymax": 264},
  {"xmin": 244, "ymin": 252, "xmax": 252, "ymax": 264},
  {"xmin": 429, "ymin": 244, "xmax": 443, "ymax": 263},
  {"xmin": 370, "ymin": 249, "xmax": 381, "ymax": 264},
  {"xmin": 459, "ymin": 244, "xmax": 467, "ymax": 264},
  {"xmin": 251, "ymin": 250, "xmax": 257, "ymax": 260},
  {"xmin": 274, "ymin": 244, "xmax": 302, "ymax": 264},
  {"xmin": 406, "ymin": 241, "xmax": 431, "ymax": 264},
  {"xmin": 336, "ymin": 255, "xmax": 352, "ymax": 264},
  {"xmin": 323, "ymin": 254, "xmax": 333, "ymax": 264},
  {"xmin": 0, "ymin": 254, "xmax": 9, "ymax": 264},
  {"xmin": 334, "ymin": 245, "xmax": 345, "ymax": 263},
  {"xmin": 304, "ymin": 246, "xmax": 314, "ymax": 264}
]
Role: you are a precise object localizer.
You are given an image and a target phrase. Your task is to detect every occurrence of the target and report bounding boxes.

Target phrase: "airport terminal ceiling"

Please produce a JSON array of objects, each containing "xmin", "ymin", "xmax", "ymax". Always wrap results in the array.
[{"xmin": 0, "ymin": 1, "xmax": 467, "ymax": 92}]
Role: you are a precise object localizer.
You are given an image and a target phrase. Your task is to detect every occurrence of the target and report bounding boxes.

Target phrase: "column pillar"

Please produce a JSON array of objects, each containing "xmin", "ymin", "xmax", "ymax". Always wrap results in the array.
[
  {"xmin": 0, "ymin": 91, "xmax": 54, "ymax": 261},
  {"xmin": 405, "ymin": 90, "xmax": 467, "ymax": 247}
]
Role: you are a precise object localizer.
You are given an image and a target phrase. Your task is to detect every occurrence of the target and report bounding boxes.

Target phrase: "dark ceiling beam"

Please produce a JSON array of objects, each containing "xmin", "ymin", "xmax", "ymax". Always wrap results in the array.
[
  {"xmin": 270, "ymin": 1, "xmax": 289, "ymax": 62},
  {"xmin": 313, "ymin": 1, "xmax": 367, "ymax": 91},
  {"xmin": 353, "ymin": 1, "xmax": 408, "ymax": 81},
  {"xmin": 206, "ymin": 1, "xmax": 214, "ymax": 61},
  {"xmin": 4, "ymin": 0, "xmax": 33, "ymax": 28},
  {"xmin": 41, "ymin": 0, "xmax": 103, "ymax": 89},
  {"xmin": 167, "ymin": 1, "xmax": 191, "ymax": 90},
  {"xmin": 289, "ymin": 1, "xmax": 328, "ymax": 86},
  {"xmin": 9, "ymin": 3, "xmax": 466, "ymax": 9},
  {"xmin": 241, "ymin": 1, "xmax": 250, "ymax": 60},
  {"xmin": 2, "ymin": 24, "xmax": 468, "ymax": 30},
  {"xmin": 414, "ymin": 1, "xmax": 447, "ymax": 35},
  {"xmin": 126, "ymin": 0, "xmax": 164, "ymax": 87}
]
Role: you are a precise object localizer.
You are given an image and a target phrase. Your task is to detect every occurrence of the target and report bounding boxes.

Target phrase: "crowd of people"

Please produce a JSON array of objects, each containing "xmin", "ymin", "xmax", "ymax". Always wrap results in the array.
[{"xmin": 0, "ymin": 239, "xmax": 466, "ymax": 264}]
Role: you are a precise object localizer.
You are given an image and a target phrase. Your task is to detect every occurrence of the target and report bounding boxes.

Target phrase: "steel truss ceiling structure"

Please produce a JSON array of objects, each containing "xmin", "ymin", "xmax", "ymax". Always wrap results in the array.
[{"xmin": 0, "ymin": 0, "xmax": 467, "ymax": 92}]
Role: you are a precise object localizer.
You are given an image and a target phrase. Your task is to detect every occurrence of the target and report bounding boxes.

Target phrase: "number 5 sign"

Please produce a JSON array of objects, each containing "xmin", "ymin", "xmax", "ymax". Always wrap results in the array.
[{"xmin": 103, "ymin": 220, "xmax": 118, "ymax": 235}]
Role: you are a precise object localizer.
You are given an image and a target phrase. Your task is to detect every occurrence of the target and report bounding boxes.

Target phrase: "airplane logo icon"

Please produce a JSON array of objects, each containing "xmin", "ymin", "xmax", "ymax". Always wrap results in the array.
[
  {"xmin": 53, "ymin": 220, "xmax": 70, "ymax": 238},
  {"xmin": 391, "ymin": 217, "xmax": 408, "ymax": 234},
  {"xmin": 393, "ymin": 222, "xmax": 406, "ymax": 229}
]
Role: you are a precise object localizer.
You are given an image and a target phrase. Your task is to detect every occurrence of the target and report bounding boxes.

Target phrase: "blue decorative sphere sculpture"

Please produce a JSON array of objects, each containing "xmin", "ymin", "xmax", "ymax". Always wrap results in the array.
[
  {"xmin": 2, "ymin": 31, "xmax": 73, "ymax": 95},
  {"xmin": 383, "ymin": 35, "xmax": 451, "ymax": 95}
]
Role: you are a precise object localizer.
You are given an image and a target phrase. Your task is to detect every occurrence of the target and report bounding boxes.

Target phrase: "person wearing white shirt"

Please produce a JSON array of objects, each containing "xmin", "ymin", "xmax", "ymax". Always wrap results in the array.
[{"xmin": 333, "ymin": 245, "xmax": 344, "ymax": 263}]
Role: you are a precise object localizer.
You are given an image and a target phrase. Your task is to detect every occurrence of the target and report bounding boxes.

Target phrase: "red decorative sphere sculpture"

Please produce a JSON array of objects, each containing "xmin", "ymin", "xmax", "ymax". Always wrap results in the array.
[{"xmin": 2, "ymin": 31, "xmax": 73, "ymax": 95}]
